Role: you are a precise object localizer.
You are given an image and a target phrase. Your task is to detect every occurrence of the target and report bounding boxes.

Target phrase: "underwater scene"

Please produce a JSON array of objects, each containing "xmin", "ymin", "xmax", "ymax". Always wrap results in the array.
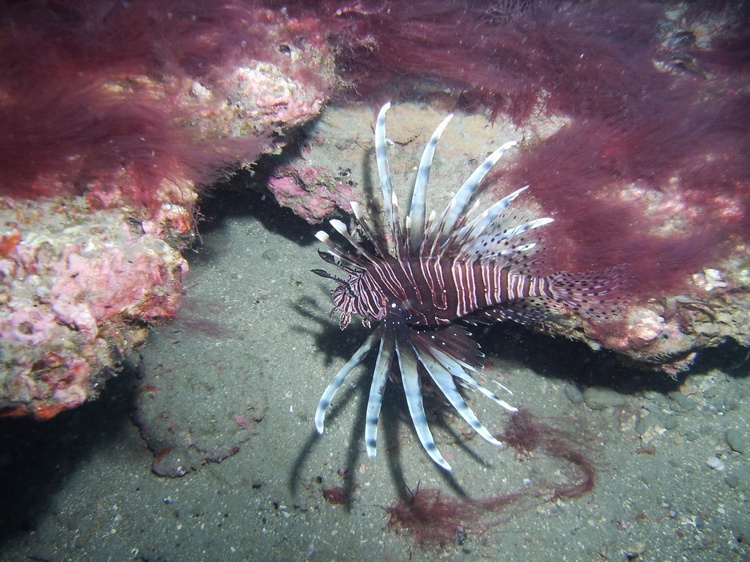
[{"xmin": 1, "ymin": 1, "xmax": 748, "ymax": 560}]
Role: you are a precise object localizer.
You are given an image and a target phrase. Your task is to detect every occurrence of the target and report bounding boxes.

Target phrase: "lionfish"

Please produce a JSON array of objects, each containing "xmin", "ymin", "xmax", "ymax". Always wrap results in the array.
[{"xmin": 313, "ymin": 103, "xmax": 620, "ymax": 471}]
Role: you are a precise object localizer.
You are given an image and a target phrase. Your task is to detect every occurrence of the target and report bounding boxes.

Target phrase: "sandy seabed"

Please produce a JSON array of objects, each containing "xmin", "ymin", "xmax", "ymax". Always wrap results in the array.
[{"xmin": 1, "ymin": 185, "xmax": 748, "ymax": 562}]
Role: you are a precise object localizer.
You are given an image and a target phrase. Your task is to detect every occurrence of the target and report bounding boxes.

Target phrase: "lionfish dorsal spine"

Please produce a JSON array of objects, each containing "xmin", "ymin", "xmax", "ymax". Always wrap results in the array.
[
  {"xmin": 313, "ymin": 231, "xmax": 361, "ymax": 268},
  {"xmin": 350, "ymin": 201, "xmax": 389, "ymax": 259},
  {"xmin": 453, "ymin": 185, "xmax": 529, "ymax": 252},
  {"xmin": 426, "ymin": 139, "xmax": 518, "ymax": 250},
  {"xmin": 409, "ymin": 112, "xmax": 454, "ymax": 248},
  {"xmin": 375, "ymin": 102, "xmax": 401, "ymax": 254},
  {"xmin": 328, "ymin": 218, "xmax": 379, "ymax": 264}
]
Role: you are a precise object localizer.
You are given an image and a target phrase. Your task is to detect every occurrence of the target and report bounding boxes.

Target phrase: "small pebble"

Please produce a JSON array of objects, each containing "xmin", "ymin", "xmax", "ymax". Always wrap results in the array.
[
  {"xmin": 623, "ymin": 541, "xmax": 646, "ymax": 558},
  {"xmin": 723, "ymin": 384, "xmax": 741, "ymax": 411},
  {"xmin": 663, "ymin": 414, "xmax": 678, "ymax": 430},
  {"xmin": 565, "ymin": 384, "xmax": 584, "ymax": 405},
  {"xmin": 668, "ymin": 391, "xmax": 696, "ymax": 412},
  {"xmin": 582, "ymin": 387, "xmax": 627, "ymax": 410},
  {"xmin": 725, "ymin": 474, "xmax": 741, "ymax": 489},
  {"xmin": 262, "ymin": 249, "xmax": 279, "ymax": 262},
  {"xmin": 726, "ymin": 428, "xmax": 745, "ymax": 454},
  {"xmin": 707, "ymin": 457, "xmax": 725, "ymax": 471},
  {"xmin": 703, "ymin": 385, "xmax": 720, "ymax": 398}
]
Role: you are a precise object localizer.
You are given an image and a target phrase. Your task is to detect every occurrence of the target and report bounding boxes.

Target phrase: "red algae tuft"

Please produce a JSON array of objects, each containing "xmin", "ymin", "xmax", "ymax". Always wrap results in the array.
[
  {"xmin": 0, "ymin": 1, "xmax": 335, "ymax": 211},
  {"xmin": 386, "ymin": 409, "xmax": 599, "ymax": 547},
  {"xmin": 385, "ymin": 485, "xmax": 483, "ymax": 547},
  {"xmin": 323, "ymin": 485, "xmax": 349, "ymax": 505},
  {"xmin": 500, "ymin": 409, "xmax": 597, "ymax": 501},
  {"xmin": 0, "ymin": 1, "xmax": 338, "ymax": 417}
]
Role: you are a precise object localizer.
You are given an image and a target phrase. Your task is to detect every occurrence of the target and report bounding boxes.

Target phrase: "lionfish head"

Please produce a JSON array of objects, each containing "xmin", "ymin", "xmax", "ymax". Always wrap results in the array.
[{"xmin": 312, "ymin": 257, "xmax": 360, "ymax": 330}]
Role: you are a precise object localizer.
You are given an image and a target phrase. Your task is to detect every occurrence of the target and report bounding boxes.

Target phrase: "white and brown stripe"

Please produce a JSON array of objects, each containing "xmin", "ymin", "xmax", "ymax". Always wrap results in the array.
[{"xmin": 356, "ymin": 256, "xmax": 555, "ymax": 327}]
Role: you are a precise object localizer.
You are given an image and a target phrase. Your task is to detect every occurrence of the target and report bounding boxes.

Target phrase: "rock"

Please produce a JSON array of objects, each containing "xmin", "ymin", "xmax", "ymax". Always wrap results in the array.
[
  {"xmin": 726, "ymin": 428, "xmax": 745, "ymax": 454},
  {"xmin": 582, "ymin": 387, "xmax": 628, "ymax": 410}
]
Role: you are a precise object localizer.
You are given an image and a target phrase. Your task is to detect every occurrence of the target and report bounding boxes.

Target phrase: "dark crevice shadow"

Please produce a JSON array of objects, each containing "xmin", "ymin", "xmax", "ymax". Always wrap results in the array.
[
  {"xmin": 190, "ymin": 109, "xmax": 351, "ymax": 259},
  {"xmin": 288, "ymin": 357, "xmax": 370, "ymax": 501},
  {"xmin": 288, "ymin": 296, "xmax": 372, "ymax": 497},
  {"xmin": 188, "ymin": 183, "xmax": 320, "ymax": 270},
  {"xmin": 476, "ymin": 320, "xmax": 750, "ymax": 396},
  {"xmin": 688, "ymin": 341, "xmax": 750, "ymax": 379},
  {"xmin": 476, "ymin": 321, "xmax": 682, "ymax": 395},
  {"xmin": 0, "ymin": 359, "xmax": 138, "ymax": 548}
]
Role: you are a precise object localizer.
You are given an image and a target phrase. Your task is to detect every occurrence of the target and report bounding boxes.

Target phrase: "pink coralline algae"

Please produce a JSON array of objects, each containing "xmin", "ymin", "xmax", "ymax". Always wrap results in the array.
[
  {"xmin": 0, "ymin": 198, "xmax": 187, "ymax": 419},
  {"xmin": 269, "ymin": 168, "xmax": 355, "ymax": 224},
  {"xmin": 0, "ymin": 1, "xmax": 338, "ymax": 418}
]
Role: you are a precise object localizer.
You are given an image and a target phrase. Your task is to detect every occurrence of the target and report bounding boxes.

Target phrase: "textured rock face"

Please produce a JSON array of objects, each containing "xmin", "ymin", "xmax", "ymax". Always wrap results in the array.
[
  {"xmin": 0, "ymin": 2, "xmax": 337, "ymax": 418},
  {"xmin": 0, "ymin": 198, "xmax": 187, "ymax": 419},
  {"xmin": 2, "ymin": 1, "xmax": 746, "ymax": 418}
]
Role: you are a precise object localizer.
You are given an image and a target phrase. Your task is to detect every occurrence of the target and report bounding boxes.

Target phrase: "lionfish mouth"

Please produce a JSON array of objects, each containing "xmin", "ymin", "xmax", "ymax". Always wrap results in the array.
[{"xmin": 312, "ymin": 103, "xmax": 621, "ymax": 471}]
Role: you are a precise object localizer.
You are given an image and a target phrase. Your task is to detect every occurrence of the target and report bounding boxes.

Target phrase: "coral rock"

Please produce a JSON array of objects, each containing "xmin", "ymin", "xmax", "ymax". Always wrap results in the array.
[{"xmin": 0, "ymin": 197, "xmax": 186, "ymax": 419}]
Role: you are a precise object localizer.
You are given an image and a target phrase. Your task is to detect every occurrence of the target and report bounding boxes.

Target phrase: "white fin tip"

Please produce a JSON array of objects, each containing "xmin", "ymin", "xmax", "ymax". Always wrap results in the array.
[{"xmin": 329, "ymin": 219, "xmax": 348, "ymax": 234}]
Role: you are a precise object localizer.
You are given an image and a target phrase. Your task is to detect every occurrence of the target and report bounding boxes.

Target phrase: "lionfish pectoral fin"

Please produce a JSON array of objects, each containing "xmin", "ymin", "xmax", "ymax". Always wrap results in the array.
[
  {"xmin": 394, "ymin": 331, "xmax": 452, "ymax": 471},
  {"xmin": 364, "ymin": 330, "xmax": 395, "ymax": 458},
  {"xmin": 412, "ymin": 341, "xmax": 503, "ymax": 446},
  {"xmin": 426, "ymin": 344, "xmax": 518, "ymax": 413},
  {"xmin": 315, "ymin": 326, "xmax": 383, "ymax": 434}
]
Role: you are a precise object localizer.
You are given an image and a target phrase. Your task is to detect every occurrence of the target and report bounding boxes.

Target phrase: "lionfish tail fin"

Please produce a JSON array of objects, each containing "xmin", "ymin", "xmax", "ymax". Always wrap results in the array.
[{"xmin": 548, "ymin": 266, "xmax": 629, "ymax": 322}]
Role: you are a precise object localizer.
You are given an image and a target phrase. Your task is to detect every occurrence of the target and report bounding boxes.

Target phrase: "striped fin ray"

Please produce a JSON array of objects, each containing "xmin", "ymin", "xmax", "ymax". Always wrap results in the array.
[
  {"xmin": 459, "ymin": 208, "xmax": 554, "ymax": 269},
  {"xmin": 350, "ymin": 201, "xmax": 389, "ymax": 259},
  {"xmin": 408, "ymin": 112, "xmax": 454, "ymax": 249},
  {"xmin": 364, "ymin": 328, "xmax": 395, "ymax": 459},
  {"xmin": 450, "ymin": 186, "xmax": 529, "ymax": 258},
  {"xmin": 314, "ymin": 230, "xmax": 367, "ymax": 268},
  {"xmin": 413, "ymin": 324, "xmax": 483, "ymax": 369},
  {"xmin": 395, "ymin": 327, "xmax": 452, "ymax": 471},
  {"xmin": 427, "ymin": 140, "xmax": 518, "ymax": 249},
  {"xmin": 315, "ymin": 324, "xmax": 384, "ymax": 433},
  {"xmin": 547, "ymin": 267, "xmax": 627, "ymax": 322},
  {"xmin": 426, "ymin": 344, "xmax": 517, "ymax": 413},
  {"xmin": 327, "ymin": 218, "xmax": 380, "ymax": 264},
  {"xmin": 410, "ymin": 338, "xmax": 503, "ymax": 447},
  {"xmin": 473, "ymin": 300, "xmax": 554, "ymax": 327},
  {"xmin": 374, "ymin": 102, "xmax": 402, "ymax": 257}
]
